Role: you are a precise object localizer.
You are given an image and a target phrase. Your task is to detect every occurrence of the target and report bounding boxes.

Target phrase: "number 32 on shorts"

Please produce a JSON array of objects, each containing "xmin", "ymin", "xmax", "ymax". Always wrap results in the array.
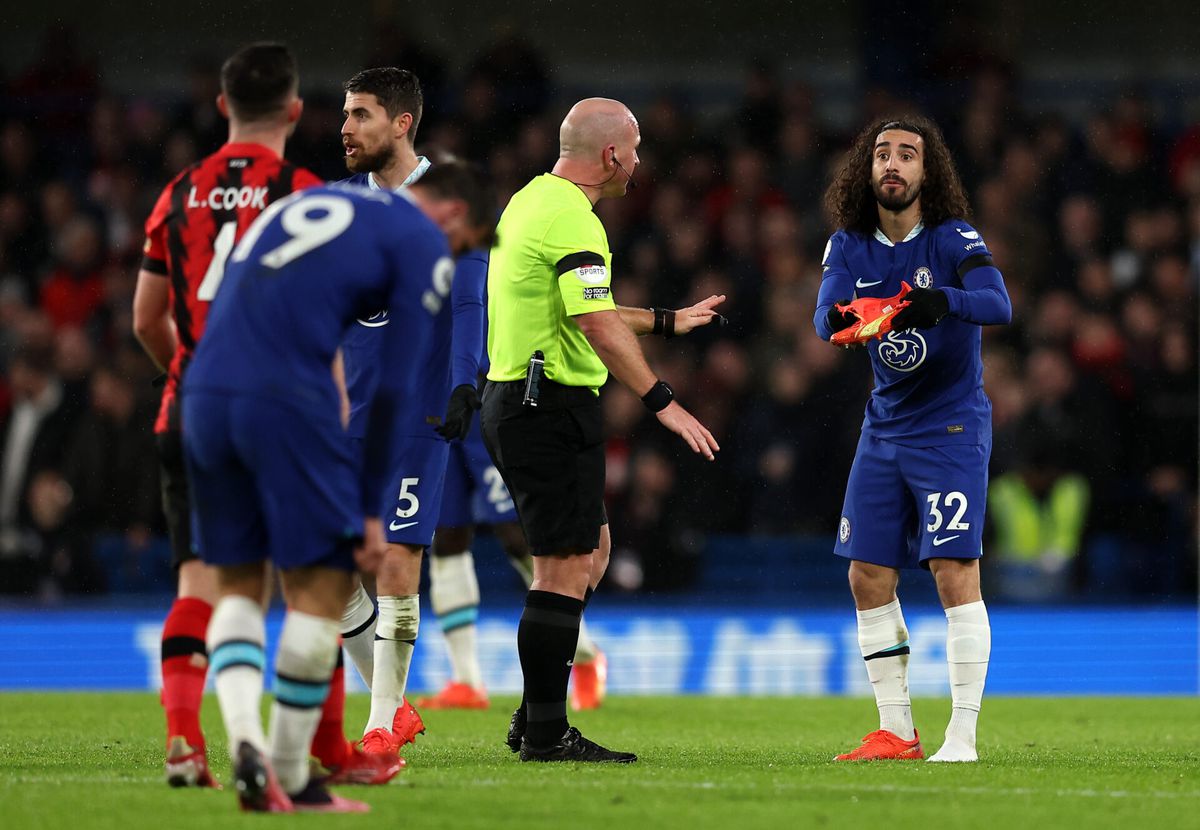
[{"xmin": 925, "ymin": 490, "xmax": 970, "ymax": 541}]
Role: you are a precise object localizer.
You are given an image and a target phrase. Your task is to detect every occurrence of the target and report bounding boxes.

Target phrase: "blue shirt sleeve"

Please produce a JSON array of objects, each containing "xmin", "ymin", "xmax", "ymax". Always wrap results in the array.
[
  {"xmin": 938, "ymin": 221, "xmax": 1012, "ymax": 326},
  {"xmin": 450, "ymin": 247, "xmax": 487, "ymax": 389},
  {"xmin": 360, "ymin": 224, "xmax": 451, "ymax": 515},
  {"xmin": 814, "ymin": 233, "xmax": 858, "ymax": 341}
]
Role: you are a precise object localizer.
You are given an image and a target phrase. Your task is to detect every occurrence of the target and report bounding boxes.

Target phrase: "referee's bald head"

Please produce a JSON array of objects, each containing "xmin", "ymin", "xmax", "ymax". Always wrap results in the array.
[{"xmin": 559, "ymin": 98, "xmax": 638, "ymax": 159}]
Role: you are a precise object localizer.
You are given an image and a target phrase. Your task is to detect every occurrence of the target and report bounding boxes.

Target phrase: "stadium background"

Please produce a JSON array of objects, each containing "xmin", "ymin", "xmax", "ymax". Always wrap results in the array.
[{"xmin": 0, "ymin": 1, "xmax": 1196, "ymax": 695}]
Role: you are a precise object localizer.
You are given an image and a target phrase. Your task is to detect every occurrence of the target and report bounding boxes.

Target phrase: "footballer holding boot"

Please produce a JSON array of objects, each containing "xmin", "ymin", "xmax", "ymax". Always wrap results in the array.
[{"xmin": 814, "ymin": 116, "xmax": 1011, "ymax": 763}]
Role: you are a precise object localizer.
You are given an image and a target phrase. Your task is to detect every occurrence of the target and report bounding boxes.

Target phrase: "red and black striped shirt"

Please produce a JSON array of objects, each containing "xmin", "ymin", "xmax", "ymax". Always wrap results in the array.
[{"xmin": 141, "ymin": 142, "xmax": 322, "ymax": 433}]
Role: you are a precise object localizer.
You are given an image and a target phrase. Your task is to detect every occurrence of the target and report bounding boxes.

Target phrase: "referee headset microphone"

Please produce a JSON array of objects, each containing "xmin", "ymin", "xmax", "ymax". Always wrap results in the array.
[{"xmin": 611, "ymin": 151, "xmax": 637, "ymax": 190}]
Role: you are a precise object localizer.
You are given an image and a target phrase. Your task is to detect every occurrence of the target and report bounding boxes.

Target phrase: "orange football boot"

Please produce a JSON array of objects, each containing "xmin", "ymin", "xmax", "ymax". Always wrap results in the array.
[
  {"xmin": 390, "ymin": 698, "xmax": 426, "ymax": 746},
  {"xmin": 570, "ymin": 651, "xmax": 608, "ymax": 711},
  {"xmin": 835, "ymin": 729, "xmax": 924, "ymax": 761},
  {"xmin": 323, "ymin": 741, "xmax": 405, "ymax": 785},
  {"xmin": 359, "ymin": 727, "xmax": 399, "ymax": 756},
  {"xmin": 415, "ymin": 682, "xmax": 490, "ymax": 710}
]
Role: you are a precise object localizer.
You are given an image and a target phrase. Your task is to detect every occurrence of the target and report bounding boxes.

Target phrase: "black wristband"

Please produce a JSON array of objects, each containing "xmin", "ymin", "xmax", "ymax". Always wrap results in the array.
[
  {"xmin": 641, "ymin": 380, "xmax": 674, "ymax": 412},
  {"xmin": 649, "ymin": 308, "xmax": 676, "ymax": 338},
  {"xmin": 651, "ymin": 307, "xmax": 665, "ymax": 336}
]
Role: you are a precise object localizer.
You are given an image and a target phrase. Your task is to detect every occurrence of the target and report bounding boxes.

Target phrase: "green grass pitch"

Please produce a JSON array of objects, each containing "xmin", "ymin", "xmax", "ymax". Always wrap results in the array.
[{"xmin": 1, "ymin": 693, "xmax": 1197, "ymax": 829}]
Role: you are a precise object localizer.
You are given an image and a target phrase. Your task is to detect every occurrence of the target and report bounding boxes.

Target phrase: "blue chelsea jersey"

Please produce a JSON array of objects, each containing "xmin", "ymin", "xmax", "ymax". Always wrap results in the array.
[
  {"xmin": 337, "ymin": 163, "xmax": 489, "ymax": 438},
  {"xmin": 814, "ymin": 218, "xmax": 1011, "ymax": 447},
  {"xmin": 186, "ymin": 185, "xmax": 454, "ymax": 503}
]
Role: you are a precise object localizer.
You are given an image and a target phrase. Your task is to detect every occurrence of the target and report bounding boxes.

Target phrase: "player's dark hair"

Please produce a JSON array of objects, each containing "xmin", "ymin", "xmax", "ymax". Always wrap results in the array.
[
  {"xmin": 220, "ymin": 42, "xmax": 298, "ymax": 123},
  {"xmin": 410, "ymin": 161, "xmax": 498, "ymax": 248},
  {"xmin": 343, "ymin": 67, "xmax": 423, "ymax": 144},
  {"xmin": 825, "ymin": 114, "xmax": 972, "ymax": 236}
]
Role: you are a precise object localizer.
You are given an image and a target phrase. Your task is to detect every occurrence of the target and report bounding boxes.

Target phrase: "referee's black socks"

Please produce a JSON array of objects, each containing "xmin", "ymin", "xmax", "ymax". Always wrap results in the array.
[{"xmin": 518, "ymin": 590, "xmax": 584, "ymax": 747}]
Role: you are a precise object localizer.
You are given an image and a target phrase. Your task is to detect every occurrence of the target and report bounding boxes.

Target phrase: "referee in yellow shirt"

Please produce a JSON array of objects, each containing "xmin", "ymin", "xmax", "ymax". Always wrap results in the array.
[{"xmin": 482, "ymin": 97, "xmax": 723, "ymax": 762}]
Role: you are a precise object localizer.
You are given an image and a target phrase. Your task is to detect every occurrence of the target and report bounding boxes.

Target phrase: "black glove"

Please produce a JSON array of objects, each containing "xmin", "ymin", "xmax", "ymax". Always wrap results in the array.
[
  {"xmin": 826, "ymin": 299, "xmax": 855, "ymax": 333},
  {"xmin": 436, "ymin": 383, "xmax": 481, "ymax": 441},
  {"xmin": 891, "ymin": 288, "xmax": 950, "ymax": 331}
]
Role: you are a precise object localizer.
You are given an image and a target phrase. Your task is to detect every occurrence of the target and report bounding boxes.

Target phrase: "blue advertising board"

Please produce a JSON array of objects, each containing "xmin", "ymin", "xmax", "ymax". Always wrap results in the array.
[{"xmin": 0, "ymin": 606, "xmax": 1195, "ymax": 695}]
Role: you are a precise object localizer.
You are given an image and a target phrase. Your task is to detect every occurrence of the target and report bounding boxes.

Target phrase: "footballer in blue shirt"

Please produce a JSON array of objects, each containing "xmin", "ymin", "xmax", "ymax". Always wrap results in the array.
[
  {"xmin": 814, "ymin": 117, "xmax": 1012, "ymax": 764},
  {"xmin": 182, "ymin": 164, "xmax": 496, "ymax": 811}
]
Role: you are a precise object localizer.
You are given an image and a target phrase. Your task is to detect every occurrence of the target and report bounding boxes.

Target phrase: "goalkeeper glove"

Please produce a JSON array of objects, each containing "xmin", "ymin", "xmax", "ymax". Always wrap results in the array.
[
  {"xmin": 436, "ymin": 383, "xmax": 481, "ymax": 441},
  {"xmin": 826, "ymin": 300, "xmax": 855, "ymax": 334},
  {"xmin": 890, "ymin": 288, "xmax": 949, "ymax": 330}
]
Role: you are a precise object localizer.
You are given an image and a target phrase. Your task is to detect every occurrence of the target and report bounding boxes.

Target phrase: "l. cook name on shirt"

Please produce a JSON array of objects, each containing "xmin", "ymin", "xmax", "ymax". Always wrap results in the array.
[{"xmin": 187, "ymin": 186, "xmax": 269, "ymax": 210}]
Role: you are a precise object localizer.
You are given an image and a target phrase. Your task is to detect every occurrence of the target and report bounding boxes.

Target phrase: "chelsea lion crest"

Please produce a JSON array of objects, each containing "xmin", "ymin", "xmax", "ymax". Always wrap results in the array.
[
  {"xmin": 839, "ymin": 517, "xmax": 851, "ymax": 544},
  {"xmin": 913, "ymin": 266, "xmax": 933, "ymax": 288}
]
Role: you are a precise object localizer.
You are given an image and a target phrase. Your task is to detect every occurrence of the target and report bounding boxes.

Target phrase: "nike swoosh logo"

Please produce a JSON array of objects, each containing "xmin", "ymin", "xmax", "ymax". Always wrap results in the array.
[
  {"xmin": 389, "ymin": 520, "xmax": 418, "ymax": 531},
  {"xmin": 932, "ymin": 534, "xmax": 961, "ymax": 546},
  {"xmin": 855, "ymin": 278, "xmax": 883, "ymax": 288}
]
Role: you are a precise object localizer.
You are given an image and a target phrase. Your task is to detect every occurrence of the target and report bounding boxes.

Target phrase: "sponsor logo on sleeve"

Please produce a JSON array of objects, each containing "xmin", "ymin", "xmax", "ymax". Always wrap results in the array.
[
  {"xmin": 963, "ymin": 240, "xmax": 985, "ymax": 251},
  {"xmin": 573, "ymin": 264, "xmax": 608, "ymax": 285},
  {"xmin": 583, "ymin": 286, "xmax": 610, "ymax": 300},
  {"xmin": 956, "ymin": 227, "xmax": 981, "ymax": 240}
]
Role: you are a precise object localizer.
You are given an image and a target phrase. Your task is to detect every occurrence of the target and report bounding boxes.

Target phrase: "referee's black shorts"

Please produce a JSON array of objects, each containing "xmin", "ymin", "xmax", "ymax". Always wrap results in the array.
[
  {"xmin": 480, "ymin": 379, "xmax": 607, "ymax": 556},
  {"xmin": 157, "ymin": 429, "xmax": 199, "ymax": 570}
]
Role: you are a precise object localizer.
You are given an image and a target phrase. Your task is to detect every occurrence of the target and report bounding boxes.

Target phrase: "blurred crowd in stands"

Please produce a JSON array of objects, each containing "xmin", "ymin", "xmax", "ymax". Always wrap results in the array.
[{"xmin": 0, "ymin": 22, "xmax": 1195, "ymax": 600}]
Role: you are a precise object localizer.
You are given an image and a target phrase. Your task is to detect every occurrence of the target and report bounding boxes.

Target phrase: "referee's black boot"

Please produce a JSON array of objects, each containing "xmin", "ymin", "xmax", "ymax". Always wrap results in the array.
[
  {"xmin": 519, "ymin": 727, "xmax": 637, "ymax": 763},
  {"xmin": 506, "ymin": 706, "xmax": 526, "ymax": 752}
]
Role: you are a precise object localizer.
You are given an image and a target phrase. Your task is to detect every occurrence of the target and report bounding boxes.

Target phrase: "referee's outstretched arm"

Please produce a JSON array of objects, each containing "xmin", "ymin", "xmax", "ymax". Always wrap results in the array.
[{"xmin": 575, "ymin": 308, "xmax": 720, "ymax": 460}]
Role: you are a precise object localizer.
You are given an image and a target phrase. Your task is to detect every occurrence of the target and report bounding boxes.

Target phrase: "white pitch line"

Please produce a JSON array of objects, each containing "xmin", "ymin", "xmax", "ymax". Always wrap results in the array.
[{"xmin": 4, "ymin": 774, "xmax": 1197, "ymax": 802}]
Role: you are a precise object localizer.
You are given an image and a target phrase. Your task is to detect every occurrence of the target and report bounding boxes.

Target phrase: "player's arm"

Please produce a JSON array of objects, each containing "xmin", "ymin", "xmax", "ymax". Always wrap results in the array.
[
  {"xmin": 133, "ymin": 189, "xmax": 178, "ymax": 372},
  {"xmin": 363, "ymin": 234, "xmax": 448, "ymax": 516},
  {"xmin": 617, "ymin": 295, "xmax": 728, "ymax": 337},
  {"xmin": 813, "ymin": 235, "xmax": 860, "ymax": 341},
  {"xmin": 436, "ymin": 248, "xmax": 487, "ymax": 441},
  {"xmin": 332, "ymin": 348, "xmax": 350, "ymax": 429},
  {"xmin": 132, "ymin": 268, "xmax": 176, "ymax": 372},
  {"xmin": 939, "ymin": 255, "xmax": 1012, "ymax": 325},
  {"xmin": 892, "ymin": 233, "xmax": 1013, "ymax": 331}
]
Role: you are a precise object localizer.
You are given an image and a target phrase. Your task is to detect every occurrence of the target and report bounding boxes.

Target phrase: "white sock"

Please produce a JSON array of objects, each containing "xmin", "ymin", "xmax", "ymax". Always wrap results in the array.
[
  {"xmin": 207, "ymin": 595, "xmax": 267, "ymax": 758},
  {"xmin": 268, "ymin": 610, "xmax": 340, "ymax": 795},
  {"xmin": 340, "ymin": 581, "xmax": 377, "ymax": 688},
  {"xmin": 944, "ymin": 600, "xmax": 990, "ymax": 747},
  {"xmin": 366, "ymin": 594, "xmax": 419, "ymax": 732},
  {"xmin": 857, "ymin": 599, "xmax": 914, "ymax": 741},
  {"xmin": 574, "ymin": 616, "xmax": 599, "ymax": 663},
  {"xmin": 430, "ymin": 552, "xmax": 483, "ymax": 689}
]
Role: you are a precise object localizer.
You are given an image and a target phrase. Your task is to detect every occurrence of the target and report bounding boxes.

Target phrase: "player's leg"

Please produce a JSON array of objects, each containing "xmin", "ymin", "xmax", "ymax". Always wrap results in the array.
[
  {"xmin": 571, "ymin": 522, "xmax": 609, "ymax": 710},
  {"xmin": 365, "ymin": 540, "xmax": 424, "ymax": 745},
  {"xmin": 420, "ymin": 523, "xmax": 489, "ymax": 709},
  {"xmin": 270, "ymin": 565, "xmax": 367, "ymax": 811},
  {"xmin": 361, "ymin": 437, "xmax": 448, "ymax": 748},
  {"xmin": 927, "ymin": 559, "xmax": 988, "ymax": 762},
  {"xmin": 833, "ymin": 435, "xmax": 924, "ymax": 761},
  {"xmin": 417, "ymin": 438, "xmax": 488, "ymax": 709},
  {"xmin": 847, "ymin": 560, "xmax": 917, "ymax": 743},
  {"xmin": 156, "ymin": 429, "xmax": 219, "ymax": 787},
  {"xmin": 246, "ymin": 397, "xmax": 384, "ymax": 810},
  {"xmin": 183, "ymin": 390, "xmax": 290, "ymax": 808},
  {"xmin": 340, "ymin": 574, "xmax": 377, "ymax": 687},
  {"xmin": 907, "ymin": 441, "xmax": 991, "ymax": 763}
]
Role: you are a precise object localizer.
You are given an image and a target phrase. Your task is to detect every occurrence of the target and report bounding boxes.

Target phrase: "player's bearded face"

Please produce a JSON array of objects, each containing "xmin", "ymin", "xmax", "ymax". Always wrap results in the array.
[
  {"xmin": 871, "ymin": 130, "xmax": 925, "ymax": 212},
  {"xmin": 344, "ymin": 137, "xmax": 394, "ymax": 174}
]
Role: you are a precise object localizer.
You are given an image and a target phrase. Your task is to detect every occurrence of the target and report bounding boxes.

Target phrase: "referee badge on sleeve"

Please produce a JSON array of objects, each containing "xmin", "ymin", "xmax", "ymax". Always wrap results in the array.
[{"xmin": 583, "ymin": 286, "xmax": 610, "ymax": 300}]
